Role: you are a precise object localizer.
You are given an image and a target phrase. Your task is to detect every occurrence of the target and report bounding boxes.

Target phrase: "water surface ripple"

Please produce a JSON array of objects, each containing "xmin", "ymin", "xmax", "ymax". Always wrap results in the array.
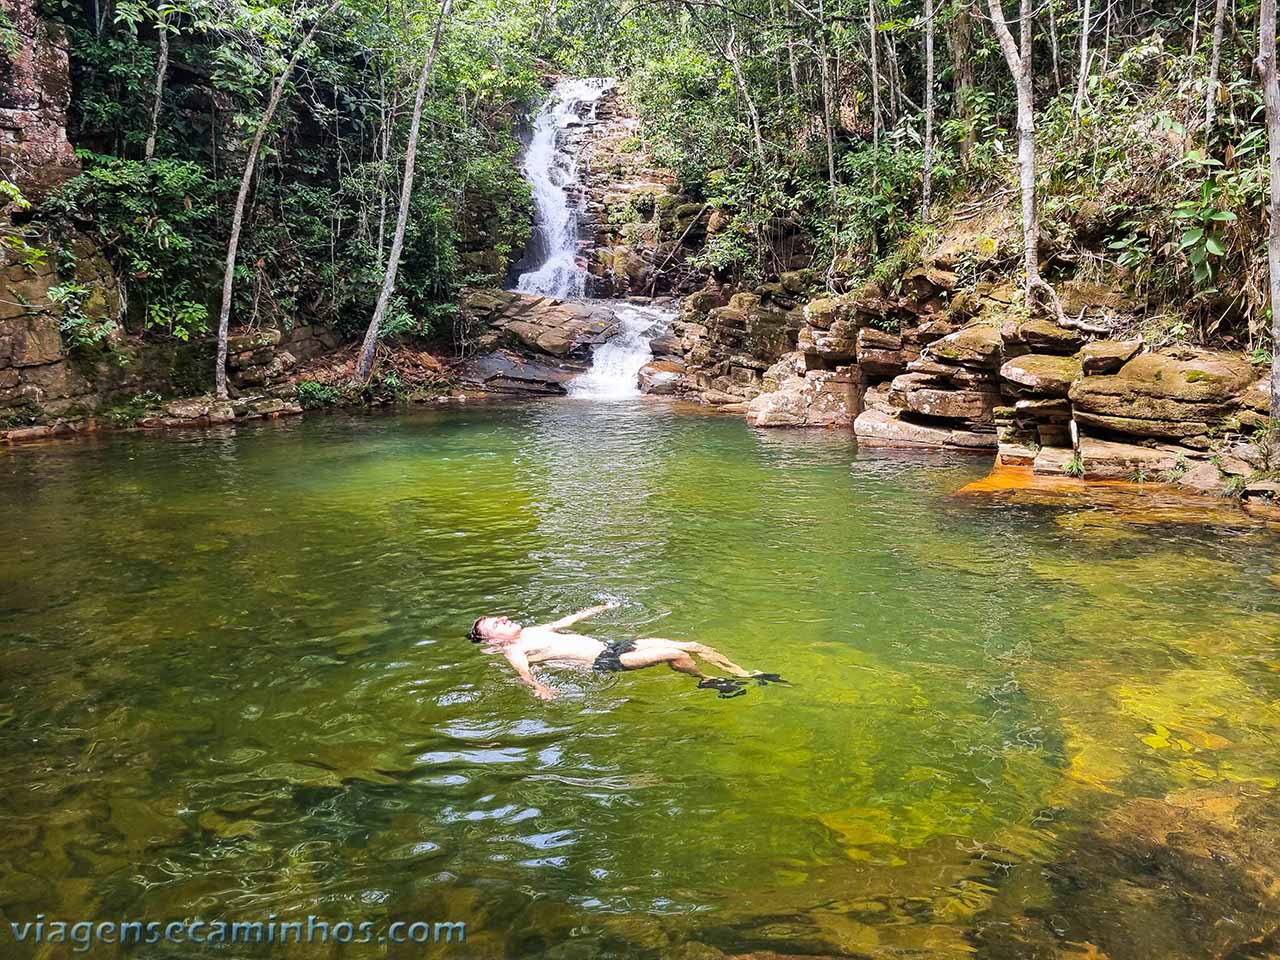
[{"xmin": 1, "ymin": 401, "xmax": 1279, "ymax": 958}]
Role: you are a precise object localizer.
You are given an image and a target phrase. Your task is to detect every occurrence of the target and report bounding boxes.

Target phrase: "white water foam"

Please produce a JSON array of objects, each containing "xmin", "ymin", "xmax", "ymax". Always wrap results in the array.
[{"xmin": 568, "ymin": 304, "xmax": 674, "ymax": 401}]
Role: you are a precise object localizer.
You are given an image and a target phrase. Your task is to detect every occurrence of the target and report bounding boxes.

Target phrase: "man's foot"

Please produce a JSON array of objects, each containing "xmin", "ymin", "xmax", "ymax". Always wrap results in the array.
[
  {"xmin": 750, "ymin": 672, "xmax": 790, "ymax": 686},
  {"xmin": 698, "ymin": 677, "xmax": 749, "ymax": 698}
]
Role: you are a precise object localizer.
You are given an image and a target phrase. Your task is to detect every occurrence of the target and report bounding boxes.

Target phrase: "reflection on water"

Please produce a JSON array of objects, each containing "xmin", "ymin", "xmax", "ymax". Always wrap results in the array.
[{"xmin": 1, "ymin": 400, "xmax": 1279, "ymax": 958}]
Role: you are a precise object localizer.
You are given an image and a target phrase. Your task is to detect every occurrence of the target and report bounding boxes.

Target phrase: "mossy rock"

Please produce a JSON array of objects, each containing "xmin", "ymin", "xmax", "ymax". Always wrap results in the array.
[
  {"xmin": 1000, "ymin": 353, "xmax": 1083, "ymax": 398},
  {"xmin": 924, "ymin": 321, "xmax": 1003, "ymax": 367}
]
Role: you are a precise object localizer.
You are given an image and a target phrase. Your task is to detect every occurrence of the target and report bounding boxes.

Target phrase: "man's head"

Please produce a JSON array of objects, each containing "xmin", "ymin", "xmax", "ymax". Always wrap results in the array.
[{"xmin": 468, "ymin": 614, "xmax": 522, "ymax": 645}]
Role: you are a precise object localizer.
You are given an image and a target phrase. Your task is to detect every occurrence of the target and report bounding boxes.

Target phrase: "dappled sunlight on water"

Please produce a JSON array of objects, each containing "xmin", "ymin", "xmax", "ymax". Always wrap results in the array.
[{"xmin": 1, "ymin": 400, "xmax": 1279, "ymax": 957}]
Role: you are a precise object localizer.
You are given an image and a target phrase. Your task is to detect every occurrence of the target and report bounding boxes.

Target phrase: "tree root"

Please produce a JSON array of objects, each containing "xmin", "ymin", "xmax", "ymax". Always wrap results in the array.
[{"xmin": 1029, "ymin": 276, "xmax": 1112, "ymax": 335}]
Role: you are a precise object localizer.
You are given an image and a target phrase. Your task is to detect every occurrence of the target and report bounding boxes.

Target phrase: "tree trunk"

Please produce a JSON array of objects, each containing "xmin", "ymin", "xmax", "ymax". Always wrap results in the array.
[
  {"xmin": 869, "ymin": 0, "xmax": 881, "ymax": 146},
  {"xmin": 950, "ymin": 0, "xmax": 976, "ymax": 164},
  {"xmin": 1258, "ymin": 0, "xmax": 1280, "ymax": 421},
  {"xmin": 923, "ymin": 0, "xmax": 934, "ymax": 221},
  {"xmin": 987, "ymin": 0, "xmax": 1040, "ymax": 296},
  {"xmin": 351, "ymin": 0, "xmax": 453, "ymax": 386},
  {"xmin": 145, "ymin": 15, "xmax": 168, "ymax": 163},
  {"xmin": 724, "ymin": 24, "xmax": 768, "ymax": 171},
  {"xmin": 785, "ymin": 2, "xmax": 801, "ymax": 102},
  {"xmin": 1206, "ymin": 0, "xmax": 1228, "ymax": 139},
  {"xmin": 1046, "ymin": 0, "xmax": 1061, "ymax": 90},
  {"xmin": 819, "ymin": 31, "xmax": 838, "ymax": 207},
  {"xmin": 214, "ymin": 1, "xmax": 340, "ymax": 400},
  {"xmin": 1073, "ymin": 0, "xmax": 1091, "ymax": 117}
]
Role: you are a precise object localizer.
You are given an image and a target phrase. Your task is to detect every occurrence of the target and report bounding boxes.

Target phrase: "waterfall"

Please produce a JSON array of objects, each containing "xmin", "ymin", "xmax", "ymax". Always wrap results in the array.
[
  {"xmin": 515, "ymin": 77, "xmax": 615, "ymax": 300},
  {"xmin": 568, "ymin": 303, "xmax": 674, "ymax": 400},
  {"xmin": 513, "ymin": 77, "xmax": 672, "ymax": 401}
]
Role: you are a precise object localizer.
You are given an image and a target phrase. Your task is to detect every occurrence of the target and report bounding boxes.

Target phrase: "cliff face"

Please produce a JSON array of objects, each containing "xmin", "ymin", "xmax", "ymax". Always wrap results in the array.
[
  {"xmin": 575, "ymin": 86, "xmax": 706, "ymax": 298},
  {"xmin": 0, "ymin": 0, "xmax": 78, "ymax": 198}
]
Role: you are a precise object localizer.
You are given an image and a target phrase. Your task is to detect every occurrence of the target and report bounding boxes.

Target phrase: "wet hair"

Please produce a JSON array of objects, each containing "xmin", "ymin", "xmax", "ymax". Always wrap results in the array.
[{"xmin": 468, "ymin": 617, "xmax": 487, "ymax": 642}]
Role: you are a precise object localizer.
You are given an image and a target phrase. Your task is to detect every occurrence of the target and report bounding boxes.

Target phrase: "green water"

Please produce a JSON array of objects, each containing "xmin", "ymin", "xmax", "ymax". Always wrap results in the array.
[{"xmin": 2, "ymin": 400, "xmax": 1279, "ymax": 958}]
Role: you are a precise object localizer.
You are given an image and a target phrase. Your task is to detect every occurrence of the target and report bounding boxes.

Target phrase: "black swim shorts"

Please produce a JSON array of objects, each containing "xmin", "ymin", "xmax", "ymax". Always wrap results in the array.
[{"xmin": 592, "ymin": 639, "xmax": 637, "ymax": 673}]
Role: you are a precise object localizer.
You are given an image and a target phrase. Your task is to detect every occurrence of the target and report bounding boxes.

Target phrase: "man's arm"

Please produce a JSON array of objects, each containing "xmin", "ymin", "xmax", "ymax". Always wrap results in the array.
[
  {"xmin": 503, "ymin": 648, "xmax": 557, "ymax": 700},
  {"xmin": 542, "ymin": 601, "xmax": 619, "ymax": 631}
]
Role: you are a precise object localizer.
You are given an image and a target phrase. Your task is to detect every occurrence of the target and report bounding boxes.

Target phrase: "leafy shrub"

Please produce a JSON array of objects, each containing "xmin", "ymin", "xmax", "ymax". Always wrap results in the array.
[
  {"xmin": 47, "ymin": 155, "xmax": 217, "ymax": 332},
  {"xmin": 50, "ymin": 281, "xmax": 119, "ymax": 349},
  {"xmin": 295, "ymin": 380, "xmax": 344, "ymax": 409}
]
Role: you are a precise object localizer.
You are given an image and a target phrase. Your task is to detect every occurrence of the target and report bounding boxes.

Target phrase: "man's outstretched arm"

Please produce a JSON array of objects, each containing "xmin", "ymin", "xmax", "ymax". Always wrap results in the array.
[
  {"xmin": 503, "ymin": 648, "xmax": 557, "ymax": 700},
  {"xmin": 543, "ymin": 601, "xmax": 619, "ymax": 631}
]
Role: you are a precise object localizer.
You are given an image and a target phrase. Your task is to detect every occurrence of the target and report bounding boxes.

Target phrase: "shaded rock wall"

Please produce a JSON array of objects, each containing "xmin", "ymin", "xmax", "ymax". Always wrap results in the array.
[{"xmin": 0, "ymin": 0, "xmax": 78, "ymax": 198}]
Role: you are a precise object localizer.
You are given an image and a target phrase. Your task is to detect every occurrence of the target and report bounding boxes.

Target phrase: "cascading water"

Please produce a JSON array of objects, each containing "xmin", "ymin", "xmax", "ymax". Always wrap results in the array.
[
  {"xmin": 567, "ymin": 303, "xmax": 674, "ymax": 400},
  {"xmin": 515, "ymin": 78, "xmax": 615, "ymax": 299},
  {"xmin": 514, "ymin": 77, "xmax": 674, "ymax": 400}
]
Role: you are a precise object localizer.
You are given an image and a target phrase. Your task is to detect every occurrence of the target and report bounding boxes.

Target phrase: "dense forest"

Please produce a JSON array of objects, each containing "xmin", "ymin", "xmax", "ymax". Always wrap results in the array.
[{"xmin": 3, "ymin": 0, "xmax": 1279, "ymax": 411}]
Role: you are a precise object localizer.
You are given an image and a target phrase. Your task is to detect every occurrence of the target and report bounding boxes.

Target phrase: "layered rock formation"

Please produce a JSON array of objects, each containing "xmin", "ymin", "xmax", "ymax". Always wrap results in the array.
[
  {"xmin": 457, "ymin": 287, "xmax": 623, "ymax": 395},
  {"xmin": 576, "ymin": 87, "xmax": 708, "ymax": 297},
  {"xmin": 641, "ymin": 243, "xmax": 1273, "ymax": 499}
]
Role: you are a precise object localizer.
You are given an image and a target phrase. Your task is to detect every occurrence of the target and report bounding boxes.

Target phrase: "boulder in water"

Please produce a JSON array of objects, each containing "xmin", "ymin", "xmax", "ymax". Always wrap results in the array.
[{"xmin": 637, "ymin": 359, "xmax": 689, "ymax": 395}]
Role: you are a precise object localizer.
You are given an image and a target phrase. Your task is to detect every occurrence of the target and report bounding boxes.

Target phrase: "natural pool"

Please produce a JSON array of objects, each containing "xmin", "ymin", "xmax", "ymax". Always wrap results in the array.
[{"xmin": 1, "ymin": 400, "xmax": 1279, "ymax": 959}]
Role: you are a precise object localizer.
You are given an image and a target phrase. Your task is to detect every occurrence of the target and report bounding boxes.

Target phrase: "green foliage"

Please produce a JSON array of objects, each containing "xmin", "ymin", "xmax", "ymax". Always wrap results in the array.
[
  {"xmin": 50, "ymin": 280, "xmax": 119, "ymax": 349},
  {"xmin": 296, "ymin": 379, "xmax": 343, "ymax": 408},
  {"xmin": 38, "ymin": 0, "xmax": 546, "ymax": 352},
  {"xmin": 105, "ymin": 390, "xmax": 163, "ymax": 426},
  {"xmin": 47, "ymin": 155, "xmax": 217, "ymax": 330},
  {"xmin": 0, "ymin": 9, "xmax": 21, "ymax": 59},
  {"xmin": 146, "ymin": 300, "xmax": 209, "ymax": 342},
  {"xmin": 1, "ymin": 180, "xmax": 48, "ymax": 269},
  {"xmin": 1171, "ymin": 171, "xmax": 1237, "ymax": 287}
]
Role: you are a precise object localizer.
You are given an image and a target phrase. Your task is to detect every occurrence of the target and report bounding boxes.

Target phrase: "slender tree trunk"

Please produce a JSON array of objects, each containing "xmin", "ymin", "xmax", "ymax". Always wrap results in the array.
[
  {"xmin": 869, "ymin": 0, "xmax": 881, "ymax": 146},
  {"xmin": 820, "ymin": 39, "xmax": 837, "ymax": 207},
  {"xmin": 950, "ymin": 0, "xmax": 976, "ymax": 164},
  {"xmin": 923, "ymin": 0, "xmax": 934, "ymax": 221},
  {"xmin": 1191, "ymin": 0, "xmax": 1200, "ymax": 52},
  {"xmin": 1100, "ymin": 0, "xmax": 1112, "ymax": 76},
  {"xmin": 214, "ymin": 1, "xmax": 339, "ymax": 400},
  {"xmin": 725, "ymin": 25, "xmax": 768, "ymax": 171},
  {"xmin": 987, "ymin": 0, "xmax": 1041, "ymax": 296},
  {"xmin": 1046, "ymin": 0, "xmax": 1061, "ymax": 90},
  {"xmin": 1073, "ymin": 0, "xmax": 1091, "ymax": 116},
  {"xmin": 785, "ymin": 1, "xmax": 801, "ymax": 101},
  {"xmin": 145, "ymin": 16, "xmax": 168, "ymax": 163},
  {"xmin": 1258, "ymin": 0, "xmax": 1280, "ymax": 421},
  {"xmin": 352, "ymin": 0, "xmax": 453, "ymax": 385},
  {"xmin": 1206, "ymin": 0, "xmax": 1228, "ymax": 139},
  {"xmin": 885, "ymin": 29, "xmax": 904, "ymax": 122}
]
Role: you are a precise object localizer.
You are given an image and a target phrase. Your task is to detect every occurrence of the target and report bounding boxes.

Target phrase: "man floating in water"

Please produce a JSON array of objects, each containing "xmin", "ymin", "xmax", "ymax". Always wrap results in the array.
[{"xmin": 468, "ymin": 602, "xmax": 786, "ymax": 700}]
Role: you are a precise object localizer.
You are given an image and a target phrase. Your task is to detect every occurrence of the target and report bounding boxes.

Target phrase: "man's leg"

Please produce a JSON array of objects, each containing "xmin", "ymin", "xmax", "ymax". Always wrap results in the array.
[
  {"xmin": 617, "ymin": 644, "xmax": 710, "ymax": 678},
  {"xmin": 634, "ymin": 639, "xmax": 755, "ymax": 678}
]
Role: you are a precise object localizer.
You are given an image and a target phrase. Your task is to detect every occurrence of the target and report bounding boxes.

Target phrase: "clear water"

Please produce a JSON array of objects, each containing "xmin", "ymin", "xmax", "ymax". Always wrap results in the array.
[{"xmin": 2, "ymin": 402, "xmax": 1279, "ymax": 958}]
